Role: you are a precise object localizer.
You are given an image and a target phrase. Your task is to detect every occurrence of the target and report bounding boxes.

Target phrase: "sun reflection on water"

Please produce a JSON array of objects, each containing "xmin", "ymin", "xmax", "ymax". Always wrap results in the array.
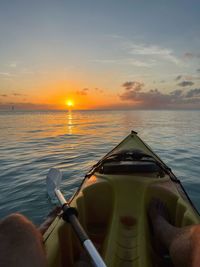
[{"xmin": 67, "ymin": 111, "xmax": 73, "ymax": 135}]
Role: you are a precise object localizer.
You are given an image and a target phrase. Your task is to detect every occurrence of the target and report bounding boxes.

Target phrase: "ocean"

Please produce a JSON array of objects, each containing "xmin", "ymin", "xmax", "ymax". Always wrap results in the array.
[{"xmin": 0, "ymin": 110, "xmax": 199, "ymax": 225}]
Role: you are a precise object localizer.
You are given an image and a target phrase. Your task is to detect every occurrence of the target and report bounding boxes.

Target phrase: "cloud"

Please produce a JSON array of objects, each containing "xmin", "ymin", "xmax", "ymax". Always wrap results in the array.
[
  {"xmin": 92, "ymin": 58, "xmax": 155, "ymax": 68},
  {"xmin": 76, "ymin": 87, "xmax": 105, "ymax": 95},
  {"xmin": 184, "ymin": 52, "xmax": 194, "ymax": 59},
  {"xmin": 170, "ymin": 89, "xmax": 183, "ymax": 97},
  {"xmin": 119, "ymin": 81, "xmax": 200, "ymax": 109},
  {"xmin": 0, "ymin": 72, "xmax": 16, "ymax": 79},
  {"xmin": 95, "ymin": 88, "xmax": 104, "ymax": 93},
  {"xmin": 128, "ymin": 59, "xmax": 156, "ymax": 67},
  {"xmin": 0, "ymin": 93, "xmax": 26, "ymax": 98},
  {"xmin": 174, "ymin": 75, "xmax": 199, "ymax": 81},
  {"xmin": 185, "ymin": 88, "xmax": 200, "ymax": 98},
  {"xmin": 126, "ymin": 43, "xmax": 180, "ymax": 65},
  {"xmin": 177, "ymin": 81, "xmax": 194, "ymax": 87},
  {"xmin": 175, "ymin": 75, "xmax": 182, "ymax": 81},
  {"xmin": 9, "ymin": 62, "xmax": 17, "ymax": 68},
  {"xmin": 76, "ymin": 88, "xmax": 89, "ymax": 95},
  {"xmin": 92, "ymin": 59, "xmax": 117, "ymax": 64},
  {"xmin": 197, "ymin": 69, "xmax": 200, "ymax": 72},
  {"xmin": 184, "ymin": 52, "xmax": 200, "ymax": 59},
  {"xmin": 12, "ymin": 93, "xmax": 26, "ymax": 96},
  {"xmin": 120, "ymin": 87, "xmax": 171, "ymax": 107},
  {"xmin": 94, "ymin": 37, "xmax": 180, "ymax": 68},
  {"xmin": 122, "ymin": 81, "xmax": 144, "ymax": 91},
  {"xmin": 0, "ymin": 94, "xmax": 8, "ymax": 97},
  {"xmin": 0, "ymin": 72, "xmax": 11, "ymax": 76}
]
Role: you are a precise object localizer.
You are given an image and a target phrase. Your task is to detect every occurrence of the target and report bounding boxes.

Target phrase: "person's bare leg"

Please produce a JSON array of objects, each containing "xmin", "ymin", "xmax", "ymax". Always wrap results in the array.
[
  {"xmin": 0, "ymin": 213, "xmax": 47, "ymax": 267},
  {"xmin": 149, "ymin": 199, "xmax": 200, "ymax": 267}
]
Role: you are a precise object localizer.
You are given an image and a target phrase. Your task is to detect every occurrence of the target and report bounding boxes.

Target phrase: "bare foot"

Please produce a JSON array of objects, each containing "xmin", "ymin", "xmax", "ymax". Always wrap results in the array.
[{"xmin": 148, "ymin": 198, "xmax": 170, "ymax": 225}]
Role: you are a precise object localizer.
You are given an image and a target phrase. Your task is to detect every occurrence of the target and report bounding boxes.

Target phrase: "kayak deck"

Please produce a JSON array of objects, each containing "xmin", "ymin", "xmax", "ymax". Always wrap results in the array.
[{"xmin": 44, "ymin": 132, "xmax": 200, "ymax": 267}]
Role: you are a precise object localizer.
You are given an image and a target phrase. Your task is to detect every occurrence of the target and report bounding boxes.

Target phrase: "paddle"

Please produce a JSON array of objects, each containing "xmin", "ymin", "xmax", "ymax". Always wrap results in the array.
[{"xmin": 46, "ymin": 168, "xmax": 107, "ymax": 267}]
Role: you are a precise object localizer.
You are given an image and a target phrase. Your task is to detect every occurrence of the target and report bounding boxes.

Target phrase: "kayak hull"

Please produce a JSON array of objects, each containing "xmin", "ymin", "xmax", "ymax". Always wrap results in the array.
[{"xmin": 44, "ymin": 131, "xmax": 199, "ymax": 267}]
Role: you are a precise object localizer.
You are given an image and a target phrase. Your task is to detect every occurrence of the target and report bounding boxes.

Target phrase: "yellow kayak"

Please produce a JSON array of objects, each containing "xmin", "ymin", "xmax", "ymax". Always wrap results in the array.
[{"xmin": 43, "ymin": 131, "xmax": 200, "ymax": 267}]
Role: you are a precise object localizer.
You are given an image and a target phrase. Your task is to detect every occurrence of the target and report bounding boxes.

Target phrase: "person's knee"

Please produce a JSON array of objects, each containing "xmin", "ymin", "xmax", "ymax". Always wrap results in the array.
[
  {"xmin": 0, "ymin": 213, "xmax": 47, "ymax": 267},
  {"xmin": 1, "ymin": 213, "xmax": 31, "ymax": 228},
  {"xmin": 0, "ymin": 213, "xmax": 42, "ymax": 242}
]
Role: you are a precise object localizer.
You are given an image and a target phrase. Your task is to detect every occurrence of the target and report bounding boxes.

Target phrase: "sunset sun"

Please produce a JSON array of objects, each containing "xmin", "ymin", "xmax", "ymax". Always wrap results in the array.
[{"xmin": 65, "ymin": 99, "xmax": 74, "ymax": 108}]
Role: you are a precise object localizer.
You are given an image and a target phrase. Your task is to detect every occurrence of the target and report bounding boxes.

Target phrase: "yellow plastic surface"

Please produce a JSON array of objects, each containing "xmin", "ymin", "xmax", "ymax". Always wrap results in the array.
[{"xmin": 44, "ymin": 132, "xmax": 200, "ymax": 267}]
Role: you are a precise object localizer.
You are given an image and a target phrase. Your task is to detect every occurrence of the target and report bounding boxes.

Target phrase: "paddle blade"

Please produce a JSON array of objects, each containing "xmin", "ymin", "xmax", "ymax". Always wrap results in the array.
[{"xmin": 46, "ymin": 168, "xmax": 62, "ymax": 202}]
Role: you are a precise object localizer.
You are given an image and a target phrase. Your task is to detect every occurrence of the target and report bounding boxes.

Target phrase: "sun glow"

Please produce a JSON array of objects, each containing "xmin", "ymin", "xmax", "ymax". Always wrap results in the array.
[{"xmin": 65, "ymin": 99, "xmax": 74, "ymax": 107}]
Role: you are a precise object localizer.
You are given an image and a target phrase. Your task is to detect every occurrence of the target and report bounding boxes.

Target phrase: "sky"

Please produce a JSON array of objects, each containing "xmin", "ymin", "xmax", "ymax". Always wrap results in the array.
[{"xmin": 0, "ymin": 0, "xmax": 200, "ymax": 110}]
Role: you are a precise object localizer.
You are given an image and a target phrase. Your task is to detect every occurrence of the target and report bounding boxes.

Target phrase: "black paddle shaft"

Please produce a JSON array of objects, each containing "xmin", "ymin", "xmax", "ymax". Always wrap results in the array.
[{"xmin": 62, "ymin": 204, "xmax": 89, "ymax": 243}]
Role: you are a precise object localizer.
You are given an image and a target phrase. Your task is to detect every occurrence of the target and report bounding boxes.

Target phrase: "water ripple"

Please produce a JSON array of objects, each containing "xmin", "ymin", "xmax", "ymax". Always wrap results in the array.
[{"xmin": 0, "ymin": 110, "xmax": 199, "ymax": 224}]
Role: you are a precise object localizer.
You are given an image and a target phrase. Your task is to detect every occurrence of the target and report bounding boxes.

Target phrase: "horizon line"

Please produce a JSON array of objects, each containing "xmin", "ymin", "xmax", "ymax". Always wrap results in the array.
[{"xmin": 0, "ymin": 108, "xmax": 200, "ymax": 112}]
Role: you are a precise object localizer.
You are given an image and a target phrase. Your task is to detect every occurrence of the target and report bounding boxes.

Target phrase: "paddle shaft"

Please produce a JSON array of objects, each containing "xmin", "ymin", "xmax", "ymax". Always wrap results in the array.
[{"xmin": 54, "ymin": 189, "xmax": 106, "ymax": 267}]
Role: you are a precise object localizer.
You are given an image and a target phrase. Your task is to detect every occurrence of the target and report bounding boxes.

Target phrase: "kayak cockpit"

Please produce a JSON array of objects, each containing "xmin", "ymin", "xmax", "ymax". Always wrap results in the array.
[
  {"xmin": 44, "ymin": 132, "xmax": 199, "ymax": 267},
  {"xmin": 44, "ymin": 173, "xmax": 199, "ymax": 267}
]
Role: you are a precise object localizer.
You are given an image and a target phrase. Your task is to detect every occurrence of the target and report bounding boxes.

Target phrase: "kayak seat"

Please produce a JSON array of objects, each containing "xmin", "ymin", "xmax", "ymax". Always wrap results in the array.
[
  {"xmin": 98, "ymin": 176, "xmax": 199, "ymax": 267},
  {"xmin": 81, "ymin": 180, "xmax": 114, "ymax": 254},
  {"xmin": 44, "ymin": 176, "xmax": 199, "ymax": 267},
  {"xmin": 54, "ymin": 179, "xmax": 114, "ymax": 266}
]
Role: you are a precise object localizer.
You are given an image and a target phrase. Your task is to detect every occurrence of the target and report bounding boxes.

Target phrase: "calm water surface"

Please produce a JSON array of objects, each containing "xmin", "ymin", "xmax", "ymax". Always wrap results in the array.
[{"xmin": 0, "ymin": 110, "xmax": 199, "ymax": 225}]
